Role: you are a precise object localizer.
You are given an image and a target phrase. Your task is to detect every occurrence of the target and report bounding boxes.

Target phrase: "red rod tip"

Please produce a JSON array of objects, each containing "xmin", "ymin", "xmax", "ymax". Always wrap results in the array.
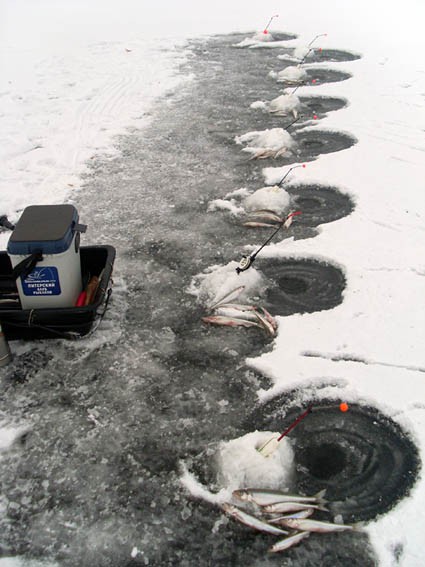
[{"xmin": 340, "ymin": 402, "xmax": 349, "ymax": 412}]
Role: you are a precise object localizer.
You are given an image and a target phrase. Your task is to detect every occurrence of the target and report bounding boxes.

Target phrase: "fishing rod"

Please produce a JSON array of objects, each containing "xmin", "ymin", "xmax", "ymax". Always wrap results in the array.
[
  {"xmin": 277, "ymin": 164, "xmax": 306, "ymax": 186},
  {"xmin": 263, "ymin": 14, "xmax": 279, "ymax": 34},
  {"xmin": 257, "ymin": 401, "xmax": 349, "ymax": 457},
  {"xmin": 257, "ymin": 405, "xmax": 313, "ymax": 456},
  {"xmin": 307, "ymin": 33, "xmax": 327, "ymax": 47},
  {"xmin": 236, "ymin": 211, "xmax": 301, "ymax": 274}
]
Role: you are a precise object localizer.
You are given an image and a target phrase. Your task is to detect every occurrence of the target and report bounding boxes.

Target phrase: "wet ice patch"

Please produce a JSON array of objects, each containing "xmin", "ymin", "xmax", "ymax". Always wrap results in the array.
[{"xmin": 235, "ymin": 128, "xmax": 295, "ymax": 159}]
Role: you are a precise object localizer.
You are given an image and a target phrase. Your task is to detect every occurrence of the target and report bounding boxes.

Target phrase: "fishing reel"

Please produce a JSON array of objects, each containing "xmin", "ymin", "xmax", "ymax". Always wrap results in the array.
[{"xmin": 236, "ymin": 255, "xmax": 254, "ymax": 274}]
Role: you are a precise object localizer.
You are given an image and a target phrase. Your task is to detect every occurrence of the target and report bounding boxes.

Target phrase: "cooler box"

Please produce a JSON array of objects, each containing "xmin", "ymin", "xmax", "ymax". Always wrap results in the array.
[{"xmin": 7, "ymin": 205, "xmax": 85, "ymax": 309}]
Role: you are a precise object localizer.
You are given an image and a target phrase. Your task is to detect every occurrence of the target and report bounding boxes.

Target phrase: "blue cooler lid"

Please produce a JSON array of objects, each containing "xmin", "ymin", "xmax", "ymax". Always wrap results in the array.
[{"xmin": 7, "ymin": 205, "xmax": 80, "ymax": 255}]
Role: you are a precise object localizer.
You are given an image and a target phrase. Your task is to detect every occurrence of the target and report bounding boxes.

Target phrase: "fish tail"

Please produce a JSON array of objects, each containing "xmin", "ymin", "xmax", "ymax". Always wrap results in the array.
[{"xmin": 315, "ymin": 488, "xmax": 327, "ymax": 503}]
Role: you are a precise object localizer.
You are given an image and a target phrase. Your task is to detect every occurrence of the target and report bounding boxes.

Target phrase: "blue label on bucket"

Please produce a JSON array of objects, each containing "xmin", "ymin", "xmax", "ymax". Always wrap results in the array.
[{"xmin": 21, "ymin": 266, "xmax": 61, "ymax": 296}]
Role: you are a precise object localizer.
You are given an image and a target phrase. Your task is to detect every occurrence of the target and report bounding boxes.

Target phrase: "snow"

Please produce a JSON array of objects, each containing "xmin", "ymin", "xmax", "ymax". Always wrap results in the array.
[
  {"xmin": 244, "ymin": 185, "xmax": 291, "ymax": 214},
  {"xmin": 1, "ymin": 0, "xmax": 425, "ymax": 564},
  {"xmin": 235, "ymin": 127, "xmax": 295, "ymax": 157},
  {"xmin": 214, "ymin": 431, "xmax": 294, "ymax": 490}
]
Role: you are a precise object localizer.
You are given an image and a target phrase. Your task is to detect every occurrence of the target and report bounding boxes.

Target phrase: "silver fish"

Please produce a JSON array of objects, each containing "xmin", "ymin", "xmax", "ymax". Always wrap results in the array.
[
  {"xmin": 269, "ymin": 531, "xmax": 310, "ymax": 553},
  {"xmin": 221, "ymin": 503, "xmax": 288, "ymax": 536},
  {"xmin": 233, "ymin": 488, "xmax": 327, "ymax": 507},
  {"xmin": 263, "ymin": 501, "xmax": 328, "ymax": 514},
  {"xmin": 280, "ymin": 518, "xmax": 355, "ymax": 533},
  {"xmin": 201, "ymin": 316, "xmax": 262, "ymax": 330},
  {"xmin": 243, "ymin": 221, "xmax": 277, "ymax": 228},
  {"xmin": 254, "ymin": 309, "xmax": 276, "ymax": 337},
  {"xmin": 213, "ymin": 303, "xmax": 256, "ymax": 312},
  {"xmin": 246, "ymin": 211, "xmax": 283, "ymax": 223},
  {"xmin": 268, "ymin": 508, "xmax": 315, "ymax": 523},
  {"xmin": 259, "ymin": 307, "xmax": 278, "ymax": 331}
]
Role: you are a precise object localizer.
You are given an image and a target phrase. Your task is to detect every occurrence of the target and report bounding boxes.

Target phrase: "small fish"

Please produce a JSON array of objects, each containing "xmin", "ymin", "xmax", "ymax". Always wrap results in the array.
[
  {"xmin": 246, "ymin": 211, "xmax": 283, "ymax": 223},
  {"xmin": 208, "ymin": 285, "xmax": 246, "ymax": 311},
  {"xmin": 212, "ymin": 303, "xmax": 256, "ymax": 312},
  {"xmin": 268, "ymin": 508, "xmax": 315, "ymax": 523},
  {"xmin": 280, "ymin": 518, "xmax": 356, "ymax": 533},
  {"xmin": 233, "ymin": 488, "xmax": 326, "ymax": 507},
  {"xmin": 254, "ymin": 309, "xmax": 276, "ymax": 337},
  {"xmin": 259, "ymin": 307, "xmax": 278, "ymax": 331},
  {"xmin": 269, "ymin": 531, "xmax": 310, "ymax": 553},
  {"xmin": 243, "ymin": 221, "xmax": 277, "ymax": 228},
  {"xmin": 221, "ymin": 503, "xmax": 288, "ymax": 536},
  {"xmin": 201, "ymin": 316, "xmax": 261, "ymax": 330},
  {"xmin": 264, "ymin": 501, "xmax": 327, "ymax": 514}
]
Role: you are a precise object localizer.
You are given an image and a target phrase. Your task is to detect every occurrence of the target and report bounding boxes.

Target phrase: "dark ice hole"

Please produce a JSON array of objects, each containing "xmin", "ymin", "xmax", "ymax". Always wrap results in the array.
[
  {"xmin": 276, "ymin": 275, "xmax": 309, "ymax": 294},
  {"xmin": 249, "ymin": 394, "xmax": 421, "ymax": 522},
  {"xmin": 299, "ymin": 442, "xmax": 347, "ymax": 479},
  {"xmin": 258, "ymin": 258, "xmax": 346, "ymax": 316}
]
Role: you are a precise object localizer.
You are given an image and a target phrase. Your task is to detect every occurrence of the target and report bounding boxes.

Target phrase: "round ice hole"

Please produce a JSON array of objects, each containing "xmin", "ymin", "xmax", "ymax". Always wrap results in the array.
[
  {"xmin": 286, "ymin": 184, "xmax": 355, "ymax": 226},
  {"xmin": 249, "ymin": 396, "xmax": 421, "ymax": 522},
  {"xmin": 258, "ymin": 258, "xmax": 345, "ymax": 316}
]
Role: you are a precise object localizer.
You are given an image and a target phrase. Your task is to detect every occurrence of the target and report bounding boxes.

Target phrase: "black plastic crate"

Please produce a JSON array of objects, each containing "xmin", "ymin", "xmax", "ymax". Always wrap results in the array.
[{"xmin": 0, "ymin": 245, "xmax": 115, "ymax": 340}]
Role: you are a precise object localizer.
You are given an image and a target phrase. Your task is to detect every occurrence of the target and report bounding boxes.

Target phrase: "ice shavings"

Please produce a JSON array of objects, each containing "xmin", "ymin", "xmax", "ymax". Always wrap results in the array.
[
  {"xmin": 235, "ymin": 128, "xmax": 295, "ymax": 159},
  {"xmin": 269, "ymin": 93, "xmax": 301, "ymax": 116},
  {"xmin": 270, "ymin": 66, "xmax": 308, "ymax": 84},
  {"xmin": 215, "ymin": 432, "xmax": 294, "ymax": 491},
  {"xmin": 189, "ymin": 261, "xmax": 265, "ymax": 306},
  {"xmin": 244, "ymin": 186, "xmax": 291, "ymax": 215}
]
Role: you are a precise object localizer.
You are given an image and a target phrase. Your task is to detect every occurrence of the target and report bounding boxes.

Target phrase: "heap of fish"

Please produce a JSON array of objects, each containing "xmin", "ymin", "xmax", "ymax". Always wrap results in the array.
[
  {"xmin": 201, "ymin": 285, "xmax": 277, "ymax": 337},
  {"xmin": 220, "ymin": 488, "xmax": 359, "ymax": 553},
  {"xmin": 243, "ymin": 209, "xmax": 299, "ymax": 230}
]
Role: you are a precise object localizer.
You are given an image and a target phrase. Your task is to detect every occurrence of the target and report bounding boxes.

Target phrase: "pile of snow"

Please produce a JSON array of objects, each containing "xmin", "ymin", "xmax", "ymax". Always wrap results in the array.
[
  {"xmin": 270, "ymin": 65, "xmax": 308, "ymax": 84},
  {"xmin": 269, "ymin": 93, "xmax": 301, "ymax": 116},
  {"xmin": 214, "ymin": 432, "xmax": 294, "ymax": 491},
  {"xmin": 244, "ymin": 185, "xmax": 291, "ymax": 214},
  {"xmin": 235, "ymin": 128, "xmax": 295, "ymax": 159},
  {"xmin": 189, "ymin": 261, "xmax": 265, "ymax": 307}
]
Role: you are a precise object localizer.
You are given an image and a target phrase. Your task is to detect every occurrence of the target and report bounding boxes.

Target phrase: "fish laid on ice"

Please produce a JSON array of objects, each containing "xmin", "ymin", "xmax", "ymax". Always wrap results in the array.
[
  {"xmin": 264, "ymin": 501, "xmax": 327, "ymax": 515},
  {"xmin": 243, "ymin": 221, "xmax": 278, "ymax": 228},
  {"xmin": 253, "ymin": 309, "xmax": 276, "ymax": 337},
  {"xmin": 233, "ymin": 488, "xmax": 327, "ymax": 507},
  {"xmin": 280, "ymin": 518, "xmax": 356, "ymax": 533},
  {"xmin": 221, "ymin": 503, "xmax": 288, "ymax": 536},
  {"xmin": 268, "ymin": 508, "xmax": 315, "ymax": 522},
  {"xmin": 269, "ymin": 531, "xmax": 310, "ymax": 553},
  {"xmin": 245, "ymin": 211, "xmax": 283, "ymax": 223},
  {"xmin": 201, "ymin": 316, "xmax": 262, "ymax": 330}
]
